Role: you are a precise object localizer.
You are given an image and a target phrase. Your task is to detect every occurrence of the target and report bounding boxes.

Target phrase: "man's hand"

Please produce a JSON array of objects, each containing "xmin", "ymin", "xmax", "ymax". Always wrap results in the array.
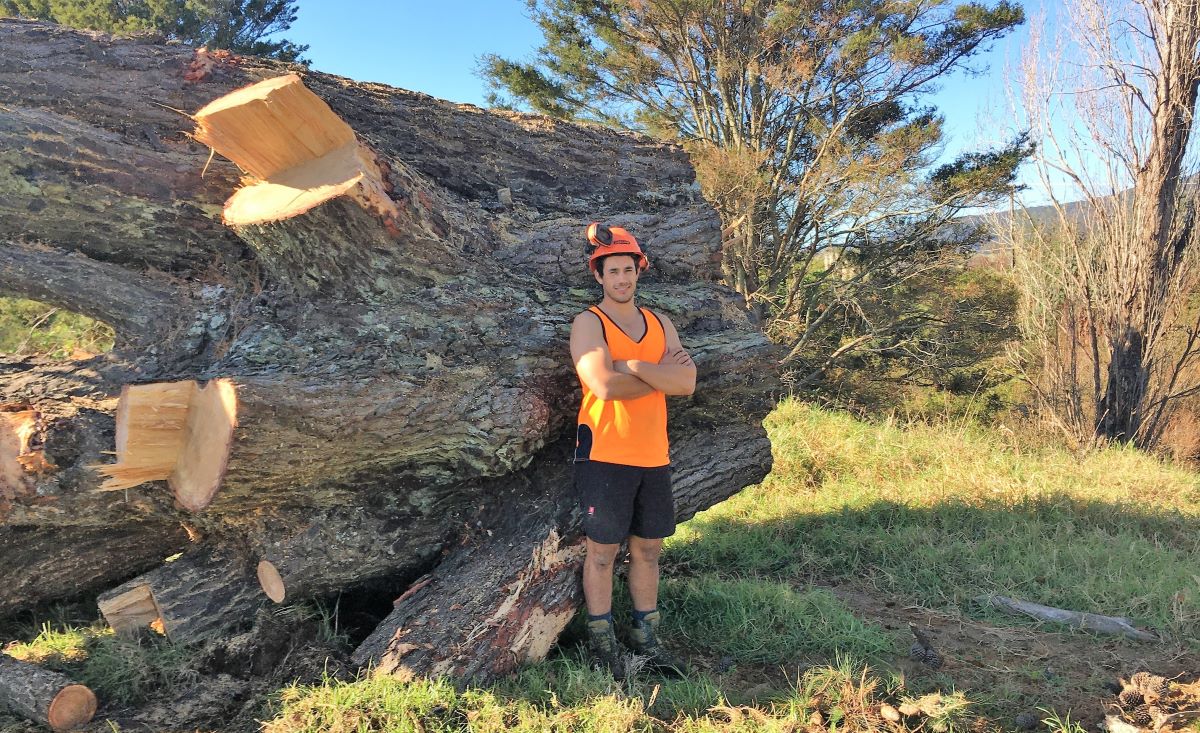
[
  {"xmin": 660, "ymin": 349, "xmax": 693, "ymax": 367},
  {"xmin": 613, "ymin": 360, "xmax": 634, "ymax": 375}
]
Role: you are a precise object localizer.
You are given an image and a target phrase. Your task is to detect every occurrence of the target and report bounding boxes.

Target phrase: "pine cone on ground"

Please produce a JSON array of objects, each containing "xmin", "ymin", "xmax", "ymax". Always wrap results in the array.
[
  {"xmin": 1118, "ymin": 687, "xmax": 1145, "ymax": 709},
  {"xmin": 1149, "ymin": 676, "xmax": 1172, "ymax": 698},
  {"xmin": 1131, "ymin": 672, "xmax": 1172, "ymax": 702},
  {"xmin": 1128, "ymin": 705, "xmax": 1153, "ymax": 727},
  {"xmin": 908, "ymin": 624, "xmax": 944, "ymax": 670}
]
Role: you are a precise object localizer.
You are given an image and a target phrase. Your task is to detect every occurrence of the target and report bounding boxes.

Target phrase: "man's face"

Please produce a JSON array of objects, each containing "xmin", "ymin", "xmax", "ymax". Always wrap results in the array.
[{"xmin": 594, "ymin": 255, "xmax": 639, "ymax": 304}]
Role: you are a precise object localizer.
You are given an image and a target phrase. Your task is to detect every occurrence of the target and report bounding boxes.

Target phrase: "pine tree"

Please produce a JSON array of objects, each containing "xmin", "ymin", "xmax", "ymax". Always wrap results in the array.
[
  {"xmin": 482, "ymin": 0, "xmax": 1029, "ymax": 384},
  {"xmin": 1, "ymin": 0, "xmax": 308, "ymax": 61}
]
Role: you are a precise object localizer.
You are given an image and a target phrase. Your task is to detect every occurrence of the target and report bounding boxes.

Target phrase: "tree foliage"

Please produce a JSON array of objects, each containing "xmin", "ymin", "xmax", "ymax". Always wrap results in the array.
[
  {"xmin": 483, "ymin": 0, "xmax": 1029, "ymax": 384},
  {"xmin": 0, "ymin": 0, "xmax": 308, "ymax": 61}
]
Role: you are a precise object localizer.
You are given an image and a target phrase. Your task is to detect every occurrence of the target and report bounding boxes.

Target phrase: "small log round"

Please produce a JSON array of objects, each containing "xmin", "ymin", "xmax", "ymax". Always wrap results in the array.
[
  {"xmin": 0, "ymin": 654, "xmax": 97, "ymax": 731},
  {"xmin": 256, "ymin": 560, "xmax": 286, "ymax": 603},
  {"xmin": 46, "ymin": 685, "xmax": 97, "ymax": 732}
]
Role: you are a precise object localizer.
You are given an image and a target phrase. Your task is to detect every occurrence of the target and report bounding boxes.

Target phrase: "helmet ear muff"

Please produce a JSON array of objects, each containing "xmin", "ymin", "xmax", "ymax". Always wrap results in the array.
[
  {"xmin": 592, "ymin": 223, "xmax": 613, "ymax": 246},
  {"xmin": 585, "ymin": 222, "xmax": 613, "ymax": 257}
]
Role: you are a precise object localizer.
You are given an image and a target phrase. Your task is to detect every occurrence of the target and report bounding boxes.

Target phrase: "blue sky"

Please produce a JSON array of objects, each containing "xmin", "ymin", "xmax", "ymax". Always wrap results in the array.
[{"xmin": 290, "ymin": 0, "xmax": 1037, "ymax": 198}]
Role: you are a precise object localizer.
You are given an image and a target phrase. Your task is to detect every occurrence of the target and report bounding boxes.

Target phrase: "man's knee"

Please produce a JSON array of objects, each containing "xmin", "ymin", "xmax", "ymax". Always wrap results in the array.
[
  {"xmin": 586, "ymin": 542, "xmax": 621, "ymax": 569},
  {"xmin": 628, "ymin": 538, "xmax": 662, "ymax": 564}
]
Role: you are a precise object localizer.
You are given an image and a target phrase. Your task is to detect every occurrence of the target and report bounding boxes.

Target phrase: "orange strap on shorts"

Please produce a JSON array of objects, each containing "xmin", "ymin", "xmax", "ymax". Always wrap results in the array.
[{"xmin": 576, "ymin": 306, "xmax": 670, "ymax": 467}]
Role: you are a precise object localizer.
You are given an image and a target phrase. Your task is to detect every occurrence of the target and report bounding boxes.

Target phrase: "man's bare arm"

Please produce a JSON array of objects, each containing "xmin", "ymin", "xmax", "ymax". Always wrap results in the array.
[
  {"xmin": 619, "ymin": 314, "xmax": 696, "ymax": 396},
  {"xmin": 570, "ymin": 312, "xmax": 656, "ymax": 400}
]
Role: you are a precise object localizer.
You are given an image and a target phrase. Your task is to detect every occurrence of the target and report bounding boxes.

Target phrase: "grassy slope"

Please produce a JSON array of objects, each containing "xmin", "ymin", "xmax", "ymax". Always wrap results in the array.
[
  {"xmin": 669, "ymin": 400, "xmax": 1200, "ymax": 642},
  {"xmin": 4, "ymin": 400, "xmax": 1198, "ymax": 732}
]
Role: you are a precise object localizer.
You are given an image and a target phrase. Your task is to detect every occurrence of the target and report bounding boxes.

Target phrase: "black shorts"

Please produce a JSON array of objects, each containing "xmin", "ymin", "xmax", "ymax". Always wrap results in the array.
[{"xmin": 575, "ymin": 460, "xmax": 675, "ymax": 544}]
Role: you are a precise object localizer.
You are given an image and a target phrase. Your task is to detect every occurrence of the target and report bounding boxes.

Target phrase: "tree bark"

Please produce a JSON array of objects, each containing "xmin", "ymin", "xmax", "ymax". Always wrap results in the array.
[
  {"xmin": 1095, "ymin": 0, "xmax": 1200, "ymax": 446},
  {"xmin": 0, "ymin": 19, "xmax": 777, "ymax": 674},
  {"xmin": 0, "ymin": 654, "xmax": 96, "ymax": 731},
  {"xmin": 96, "ymin": 547, "xmax": 263, "ymax": 644}
]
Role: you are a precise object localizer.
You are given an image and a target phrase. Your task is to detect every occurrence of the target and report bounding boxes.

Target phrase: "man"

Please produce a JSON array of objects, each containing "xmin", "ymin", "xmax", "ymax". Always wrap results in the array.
[{"xmin": 569, "ymin": 222, "xmax": 696, "ymax": 680}]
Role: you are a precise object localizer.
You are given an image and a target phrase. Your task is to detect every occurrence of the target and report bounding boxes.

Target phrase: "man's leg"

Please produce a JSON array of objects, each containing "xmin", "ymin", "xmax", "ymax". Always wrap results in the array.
[
  {"xmin": 627, "ymin": 535, "xmax": 662, "ymax": 613},
  {"xmin": 626, "ymin": 467, "xmax": 685, "ymax": 674},
  {"xmin": 582, "ymin": 538, "xmax": 627, "ymax": 679},
  {"xmin": 583, "ymin": 538, "xmax": 621, "ymax": 616}
]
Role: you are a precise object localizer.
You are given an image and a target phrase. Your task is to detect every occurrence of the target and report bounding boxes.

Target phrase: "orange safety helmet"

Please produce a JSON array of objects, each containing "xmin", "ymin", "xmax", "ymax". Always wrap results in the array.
[{"xmin": 586, "ymin": 222, "xmax": 649, "ymax": 272}]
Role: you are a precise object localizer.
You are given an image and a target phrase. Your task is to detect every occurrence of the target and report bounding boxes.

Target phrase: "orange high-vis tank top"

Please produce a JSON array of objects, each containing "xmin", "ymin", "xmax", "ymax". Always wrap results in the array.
[{"xmin": 575, "ymin": 306, "xmax": 670, "ymax": 467}]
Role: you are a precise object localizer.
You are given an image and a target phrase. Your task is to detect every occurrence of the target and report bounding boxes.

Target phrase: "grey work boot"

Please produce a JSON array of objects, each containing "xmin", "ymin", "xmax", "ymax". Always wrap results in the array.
[
  {"xmin": 629, "ymin": 610, "xmax": 687, "ymax": 676},
  {"xmin": 586, "ymin": 617, "xmax": 628, "ymax": 681}
]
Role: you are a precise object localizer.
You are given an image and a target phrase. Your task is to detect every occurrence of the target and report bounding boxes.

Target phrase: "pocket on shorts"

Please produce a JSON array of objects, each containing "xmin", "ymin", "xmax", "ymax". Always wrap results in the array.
[{"xmin": 574, "ymin": 424, "xmax": 593, "ymax": 462}]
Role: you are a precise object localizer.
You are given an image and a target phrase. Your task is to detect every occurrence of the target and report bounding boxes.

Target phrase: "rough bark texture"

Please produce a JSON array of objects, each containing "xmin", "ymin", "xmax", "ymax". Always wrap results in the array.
[
  {"xmin": 96, "ymin": 548, "xmax": 263, "ymax": 644},
  {"xmin": 0, "ymin": 653, "xmax": 96, "ymax": 731},
  {"xmin": 0, "ymin": 19, "xmax": 776, "ymax": 678}
]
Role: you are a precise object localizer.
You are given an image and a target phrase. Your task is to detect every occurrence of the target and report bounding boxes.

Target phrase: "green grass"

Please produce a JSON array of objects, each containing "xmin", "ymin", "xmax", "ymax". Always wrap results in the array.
[
  {"xmin": 5, "ymin": 622, "xmax": 193, "ymax": 705},
  {"xmin": 0, "ymin": 296, "xmax": 114, "ymax": 358},
  {"xmin": 264, "ymin": 655, "xmax": 910, "ymax": 733},
  {"xmin": 665, "ymin": 399, "xmax": 1200, "ymax": 643},
  {"xmin": 659, "ymin": 578, "xmax": 895, "ymax": 664}
]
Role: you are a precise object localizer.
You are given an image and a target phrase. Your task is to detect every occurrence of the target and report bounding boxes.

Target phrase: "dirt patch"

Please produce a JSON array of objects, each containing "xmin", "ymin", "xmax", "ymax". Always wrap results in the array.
[{"xmin": 826, "ymin": 582, "xmax": 1200, "ymax": 728}]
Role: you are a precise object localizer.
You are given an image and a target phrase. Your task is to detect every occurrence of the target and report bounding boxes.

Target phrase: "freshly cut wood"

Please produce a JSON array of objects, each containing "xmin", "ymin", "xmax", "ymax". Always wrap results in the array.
[
  {"xmin": 97, "ymin": 548, "xmax": 262, "ymax": 644},
  {"xmin": 96, "ymin": 583, "xmax": 162, "ymax": 636},
  {"xmin": 194, "ymin": 73, "xmax": 398, "ymax": 227},
  {"xmin": 193, "ymin": 74, "xmax": 355, "ymax": 180},
  {"xmin": 171, "ymin": 380, "xmax": 238, "ymax": 511},
  {"xmin": 92, "ymin": 379, "xmax": 237, "ymax": 511},
  {"xmin": 256, "ymin": 560, "xmax": 287, "ymax": 603},
  {"xmin": 978, "ymin": 595, "xmax": 1159, "ymax": 641},
  {"xmin": 0, "ymin": 653, "xmax": 96, "ymax": 731},
  {"xmin": 0, "ymin": 406, "xmax": 49, "ymax": 504},
  {"xmin": 96, "ymin": 381, "xmax": 193, "ymax": 491}
]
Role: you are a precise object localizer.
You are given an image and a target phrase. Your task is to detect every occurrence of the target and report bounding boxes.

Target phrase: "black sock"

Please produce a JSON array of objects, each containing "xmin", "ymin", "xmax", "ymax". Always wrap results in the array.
[
  {"xmin": 632, "ymin": 607, "xmax": 656, "ymax": 625},
  {"xmin": 587, "ymin": 611, "xmax": 613, "ymax": 624}
]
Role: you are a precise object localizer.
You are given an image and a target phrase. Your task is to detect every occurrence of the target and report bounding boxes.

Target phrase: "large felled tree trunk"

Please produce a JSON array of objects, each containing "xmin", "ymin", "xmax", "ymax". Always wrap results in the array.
[{"xmin": 0, "ymin": 19, "xmax": 776, "ymax": 681}]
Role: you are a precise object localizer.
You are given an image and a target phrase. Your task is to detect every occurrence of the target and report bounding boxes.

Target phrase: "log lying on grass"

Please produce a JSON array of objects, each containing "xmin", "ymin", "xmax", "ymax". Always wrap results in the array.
[
  {"xmin": 353, "ymin": 421, "xmax": 772, "ymax": 681},
  {"xmin": 0, "ymin": 654, "xmax": 96, "ymax": 731},
  {"xmin": 0, "ymin": 19, "xmax": 777, "ymax": 675},
  {"xmin": 977, "ymin": 595, "xmax": 1159, "ymax": 641}
]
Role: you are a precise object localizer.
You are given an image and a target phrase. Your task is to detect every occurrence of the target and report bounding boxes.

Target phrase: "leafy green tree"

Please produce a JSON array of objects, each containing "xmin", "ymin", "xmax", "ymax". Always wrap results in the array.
[
  {"xmin": 483, "ymin": 0, "xmax": 1030, "ymax": 384},
  {"xmin": 1, "ymin": 0, "xmax": 308, "ymax": 61}
]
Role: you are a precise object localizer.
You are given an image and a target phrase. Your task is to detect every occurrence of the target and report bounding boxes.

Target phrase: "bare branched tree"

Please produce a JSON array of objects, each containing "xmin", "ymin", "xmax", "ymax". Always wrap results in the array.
[{"xmin": 1002, "ymin": 0, "xmax": 1200, "ymax": 447}]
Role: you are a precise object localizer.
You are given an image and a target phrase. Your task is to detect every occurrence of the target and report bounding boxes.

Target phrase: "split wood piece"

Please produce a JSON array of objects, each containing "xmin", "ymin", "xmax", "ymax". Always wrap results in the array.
[
  {"xmin": 350, "ymin": 495, "xmax": 584, "ymax": 682},
  {"xmin": 97, "ymin": 547, "xmax": 263, "ymax": 645},
  {"xmin": 92, "ymin": 379, "xmax": 237, "ymax": 511},
  {"xmin": 978, "ymin": 595, "xmax": 1159, "ymax": 641},
  {"xmin": 352, "ymin": 423, "xmax": 772, "ymax": 683},
  {"xmin": 0, "ymin": 654, "xmax": 96, "ymax": 731},
  {"xmin": 193, "ymin": 73, "xmax": 398, "ymax": 228},
  {"xmin": 254, "ymin": 511, "xmax": 446, "ymax": 604},
  {"xmin": 0, "ymin": 405, "xmax": 52, "ymax": 504}
]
